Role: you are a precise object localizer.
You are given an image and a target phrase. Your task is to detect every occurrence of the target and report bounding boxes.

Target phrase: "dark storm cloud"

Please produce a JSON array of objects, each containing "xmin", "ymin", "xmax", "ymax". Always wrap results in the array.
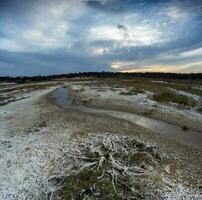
[
  {"xmin": 0, "ymin": 0, "xmax": 34, "ymax": 18},
  {"xmin": 84, "ymin": 0, "xmax": 162, "ymax": 12},
  {"xmin": 0, "ymin": 0, "xmax": 202, "ymax": 75},
  {"xmin": 84, "ymin": 0, "xmax": 126, "ymax": 12},
  {"xmin": 117, "ymin": 24, "xmax": 127, "ymax": 30},
  {"xmin": 0, "ymin": 49, "xmax": 111, "ymax": 76}
]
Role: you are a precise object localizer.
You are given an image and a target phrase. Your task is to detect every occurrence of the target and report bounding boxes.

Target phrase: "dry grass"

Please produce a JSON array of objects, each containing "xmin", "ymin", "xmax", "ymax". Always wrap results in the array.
[
  {"xmin": 152, "ymin": 90, "xmax": 197, "ymax": 107},
  {"xmin": 90, "ymin": 78, "xmax": 202, "ymax": 95},
  {"xmin": 71, "ymin": 131, "xmax": 87, "ymax": 139},
  {"xmin": 38, "ymin": 121, "xmax": 47, "ymax": 128},
  {"xmin": 89, "ymin": 78, "xmax": 200, "ymax": 107}
]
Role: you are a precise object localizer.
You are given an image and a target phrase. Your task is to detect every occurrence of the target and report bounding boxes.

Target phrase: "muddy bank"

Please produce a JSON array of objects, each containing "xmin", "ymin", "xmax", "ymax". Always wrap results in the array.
[
  {"xmin": 50, "ymin": 87, "xmax": 202, "ymax": 148},
  {"xmin": 68, "ymin": 84, "xmax": 202, "ymax": 133},
  {"xmin": 1, "ymin": 82, "xmax": 201, "ymax": 199},
  {"xmin": 47, "ymin": 86, "xmax": 202, "ymax": 190}
]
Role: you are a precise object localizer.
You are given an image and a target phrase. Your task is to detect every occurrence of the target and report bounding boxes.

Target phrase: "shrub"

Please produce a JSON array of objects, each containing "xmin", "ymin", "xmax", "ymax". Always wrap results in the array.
[{"xmin": 153, "ymin": 90, "xmax": 197, "ymax": 107}]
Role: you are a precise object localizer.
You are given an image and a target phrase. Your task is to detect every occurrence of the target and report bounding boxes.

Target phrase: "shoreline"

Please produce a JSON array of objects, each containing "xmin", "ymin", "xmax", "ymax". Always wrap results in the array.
[{"xmin": 68, "ymin": 83, "xmax": 202, "ymax": 133}]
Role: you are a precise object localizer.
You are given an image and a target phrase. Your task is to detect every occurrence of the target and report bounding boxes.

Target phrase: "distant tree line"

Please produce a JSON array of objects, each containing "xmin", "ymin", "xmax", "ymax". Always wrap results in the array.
[{"xmin": 0, "ymin": 72, "xmax": 202, "ymax": 83}]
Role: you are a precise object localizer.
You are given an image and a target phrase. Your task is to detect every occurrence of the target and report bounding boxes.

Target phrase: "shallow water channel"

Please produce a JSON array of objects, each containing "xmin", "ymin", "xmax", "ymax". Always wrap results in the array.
[{"xmin": 51, "ymin": 87, "xmax": 202, "ymax": 148}]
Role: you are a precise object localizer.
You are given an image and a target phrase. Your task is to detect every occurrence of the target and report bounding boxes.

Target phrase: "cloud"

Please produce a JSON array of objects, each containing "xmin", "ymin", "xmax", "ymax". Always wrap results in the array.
[
  {"xmin": 160, "ymin": 1, "xmax": 202, "ymax": 23},
  {"xmin": 116, "ymin": 61, "xmax": 202, "ymax": 74},
  {"xmin": 175, "ymin": 61, "xmax": 202, "ymax": 73},
  {"xmin": 0, "ymin": 21, "xmax": 71, "ymax": 52},
  {"xmin": 0, "ymin": 0, "xmax": 87, "ymax": 52},
  {"xmin": 0, "ymin": 0, "xmax": 202, "ymax": 75},
  {"xmin": 84, "ymin": 0, "xmax": 126, "ymax": 13},
  {"xmin": 110, "ymin": 45, "xmax": 202, "ymax": 73},
  {"xmin": 179, "ymin": 48, "xmax": 202, "ymax": 57},
  {"xmin": 89, "ymin": 23, "xmax": 165, "ymax": 50},
  {"xmin": 165, "ymin": 6, "xmax": 189, "ymax": 22},
  {"xmin": 120, "ymin": 64, "xmax": 180, "ymax": 73}
]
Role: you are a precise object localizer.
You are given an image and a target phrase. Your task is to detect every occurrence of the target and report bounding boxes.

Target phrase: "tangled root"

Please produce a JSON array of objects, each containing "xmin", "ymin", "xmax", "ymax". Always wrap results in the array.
[{"xmin": 48, "ymin": 133, "xmax": 162, "ymax": 199}]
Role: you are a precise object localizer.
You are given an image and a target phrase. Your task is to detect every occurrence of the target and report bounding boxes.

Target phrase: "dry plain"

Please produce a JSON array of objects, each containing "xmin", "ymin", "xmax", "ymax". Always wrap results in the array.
[{"xmin": 0, "ymin": 78, "xmax": 202, "ymax": 199}]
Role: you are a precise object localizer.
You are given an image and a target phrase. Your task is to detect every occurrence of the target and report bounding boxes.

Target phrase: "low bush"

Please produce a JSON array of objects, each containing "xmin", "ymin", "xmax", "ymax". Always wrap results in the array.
[{"xmin": 153, "ymin": 90, "xmax": 197, "ymax": 107}]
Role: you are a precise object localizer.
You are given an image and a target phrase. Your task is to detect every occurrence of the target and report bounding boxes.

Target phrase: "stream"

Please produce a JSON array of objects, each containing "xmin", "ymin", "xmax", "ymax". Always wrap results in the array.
[{"xmin": 51, "ymin": 87, "xmax": 202, "ymax": 148}]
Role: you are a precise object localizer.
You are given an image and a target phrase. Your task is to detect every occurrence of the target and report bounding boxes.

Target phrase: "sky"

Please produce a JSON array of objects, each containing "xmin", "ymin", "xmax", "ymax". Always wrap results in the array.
[{"xmin": 0, "ymin": 0, "xmax": 202, "ymax": 76}]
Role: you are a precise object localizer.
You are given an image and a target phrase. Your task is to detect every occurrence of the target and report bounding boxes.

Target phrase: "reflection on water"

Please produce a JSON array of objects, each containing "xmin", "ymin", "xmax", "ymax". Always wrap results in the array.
[
  {"xmin": 104, "ymin": 111, "xmax": 202, "ymax": 148},
  {"xmin": 51, "ymin": 86, "xmax": 73, "ymax": 107},
  {"xmin": 51, "ymin": 87, "xmax": 202, "ymax": 148}
]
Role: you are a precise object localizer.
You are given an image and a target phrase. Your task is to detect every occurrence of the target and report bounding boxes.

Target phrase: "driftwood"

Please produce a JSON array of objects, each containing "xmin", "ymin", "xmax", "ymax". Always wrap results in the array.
[
  {"xmin": 1, "ymin": 132, "xmax": 201, "ymax": 200},
  {"xmin": 48, "ymin": 133, "xmax": 162, "ymax": 199},
  {"xmin": 46, "ymin": 134, "xmax": 202, "ymax": 200}
]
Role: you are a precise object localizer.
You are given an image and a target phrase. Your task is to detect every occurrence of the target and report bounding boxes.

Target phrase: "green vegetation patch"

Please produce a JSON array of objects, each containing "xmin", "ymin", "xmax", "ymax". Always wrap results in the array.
[
  {"xmin": 182, "ymin": 126, "xmax": 189, "ymax": 131},
  {"xmin": 61, "ymin": 169, "xmax": 101, "ymax": 199},
  {"xmin": 152, "ymin": 90, "xmax": 197, "ymax": 107},
  {"xmin": 119, "ymin": 91, "xmax": 135, "ymax": 95},
  {"xmin": 56, "ymin": 134, "xmax": 163, "ymax": 200},
  {"xmin": 197, "ymin": 107, "xmax": 202, "ymax": 114},
  {"xmin": 60, "ymin": 169, "xmax": 145, "ymax": 200},
  {"xmin": 90, "ymin": 79, "xmax": 202, "ymax": 101},
  {"xmin": 130, "ymin": 152, "xmax": 155, "ymax": 166}
]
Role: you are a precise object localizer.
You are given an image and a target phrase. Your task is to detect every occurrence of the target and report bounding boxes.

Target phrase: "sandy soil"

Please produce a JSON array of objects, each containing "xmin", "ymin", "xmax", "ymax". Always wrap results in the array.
[
  {"xmin": 69, "ymin": 83, "xmax": 202, "ymax": 132},
  {"xmin": 0, "ymin": 81, "xmax": 201, "ymax": 199}
]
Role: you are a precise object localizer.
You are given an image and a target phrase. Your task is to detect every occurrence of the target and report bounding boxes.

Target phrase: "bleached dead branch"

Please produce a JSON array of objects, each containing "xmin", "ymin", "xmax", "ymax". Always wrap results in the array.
[
  {"xmin": 45, "ymin": 133, "xmax": 201, "ymax": 200},
  {"xmin": 1, "ymin": 132, "xmax": 201, "ymax": 200}
]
